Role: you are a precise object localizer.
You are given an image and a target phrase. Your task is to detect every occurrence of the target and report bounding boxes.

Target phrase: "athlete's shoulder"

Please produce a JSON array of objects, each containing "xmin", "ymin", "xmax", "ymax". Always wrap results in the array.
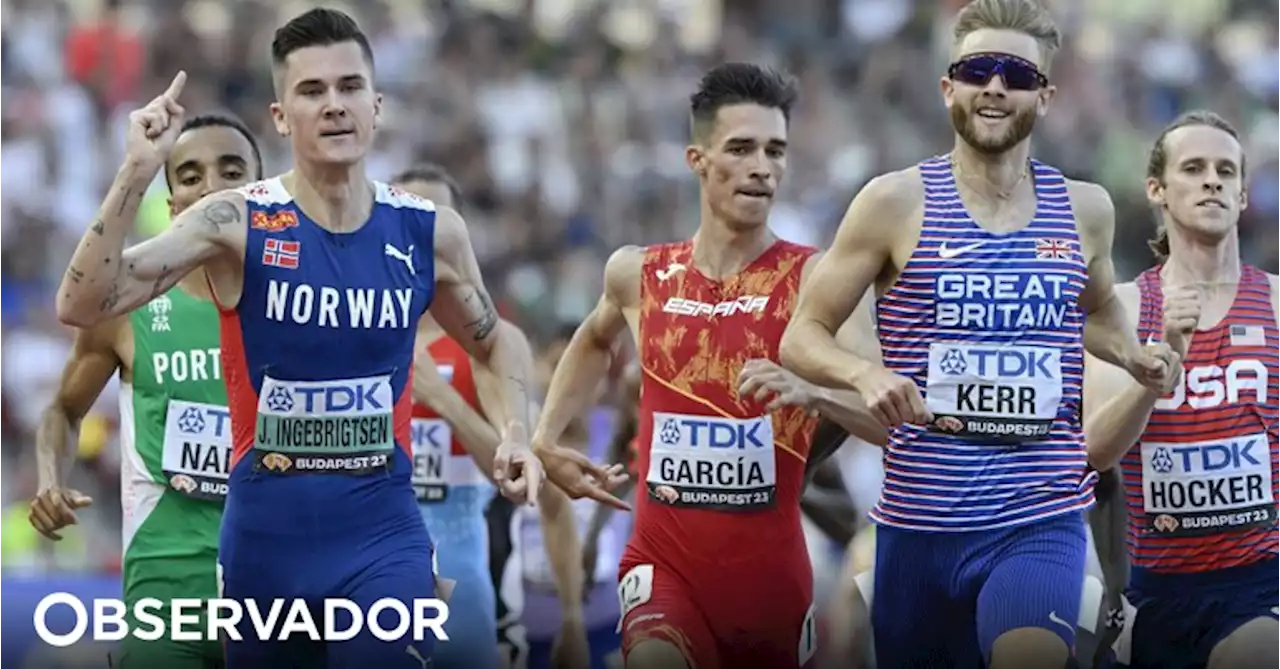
[
  {"xmin": 841, "ymin": 166, "xmax": 924, "ymax": 233},
  {"xmin": 1064, "ymin": 179, "xmax": 1116, "ymax": 230},
  {"xmin": 604, "ymin": 245, "xmax": 645, "ymax": 306},
  {"xmin": 375, "ymin": 181, "xmax": 437, "ymax": 213},
  {"xmin": 232, "ymin": 178, "xmax": 289, "ymax": 206}
]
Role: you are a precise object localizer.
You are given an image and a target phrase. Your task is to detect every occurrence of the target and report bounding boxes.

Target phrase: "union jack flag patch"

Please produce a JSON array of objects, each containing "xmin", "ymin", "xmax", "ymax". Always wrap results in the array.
[
  {"xmin": 1035, "ymin": 238, "xmax": 1073, "ymax": 260},
  {"xmin": 262, "ymin": 238, "xmax": 300, "ymax": 269}
]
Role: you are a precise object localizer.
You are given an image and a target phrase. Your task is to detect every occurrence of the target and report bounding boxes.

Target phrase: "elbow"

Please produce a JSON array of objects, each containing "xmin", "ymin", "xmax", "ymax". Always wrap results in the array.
[
  {"xmin": 55, "ymin": 295, "xmax": 90, "ymax": 328},
  {"xmin": 778, "ymin": 325, "xmax": 805, "ymax": 373}
]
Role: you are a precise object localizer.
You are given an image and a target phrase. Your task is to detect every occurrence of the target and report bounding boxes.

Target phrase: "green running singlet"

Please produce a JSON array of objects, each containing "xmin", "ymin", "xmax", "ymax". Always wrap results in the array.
[{"xmin": 116, "ymin": 287, "xmax": 229, "ymax": 669}]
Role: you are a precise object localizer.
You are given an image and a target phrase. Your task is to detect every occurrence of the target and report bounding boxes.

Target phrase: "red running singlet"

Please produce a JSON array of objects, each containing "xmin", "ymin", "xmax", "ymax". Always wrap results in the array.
[{"xmin": 1122, "ymin": 265, "xmax": 1279, "ymax": 573}]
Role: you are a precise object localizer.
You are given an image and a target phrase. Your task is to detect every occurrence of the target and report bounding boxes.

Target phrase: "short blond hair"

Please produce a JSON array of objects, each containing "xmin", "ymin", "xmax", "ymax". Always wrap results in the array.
[{"xmin": 953, "ymin": 0, "xmax": 1062, "ymax": 67}]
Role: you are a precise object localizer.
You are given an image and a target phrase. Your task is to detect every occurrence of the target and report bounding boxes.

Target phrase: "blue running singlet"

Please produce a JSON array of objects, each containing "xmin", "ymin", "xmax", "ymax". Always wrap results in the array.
[{"xmin": 217, "ymin": 178, "xmax": 441, "ymax": 669}]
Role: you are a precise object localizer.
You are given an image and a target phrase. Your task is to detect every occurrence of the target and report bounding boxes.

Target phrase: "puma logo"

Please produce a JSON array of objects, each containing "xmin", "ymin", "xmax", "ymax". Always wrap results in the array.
[
  {"xmin": 656, "ymin": 263, "xmax": 686, "ymax": 282},
  {"xmin": 405, "ymin": 645, "xmax": 431, "ymax": 668},
  {"xmin": 384, "ymin": 243, "xmax": 416, "ymax": 275}
]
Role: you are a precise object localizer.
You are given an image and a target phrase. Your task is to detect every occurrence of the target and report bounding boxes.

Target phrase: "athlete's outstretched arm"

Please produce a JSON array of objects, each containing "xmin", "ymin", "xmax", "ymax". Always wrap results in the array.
[
  {"xmin": 1073, "ymin": 182, "xmax": 1178, "ymax": 392},
  {"xmin": 467, "ymin": 327, "xmax": 590, "ymax": 643},
  {"xmin": 56, "ymin": 73, "xmax": 244, "ymax": 327},
  {"xmin": 30, "ymin": 319, "xmax": 124, "ymax": 539},
  {"xmin": 780, "ymin": 173, "xmax": 913, "ymax": 392},
  {"xmin": 534, "ymin": 247, "xmax": 637, "ymax": 449},
  {"xmin": 430, "ymin": 207, "xmax": 544, "ymax": 501}
]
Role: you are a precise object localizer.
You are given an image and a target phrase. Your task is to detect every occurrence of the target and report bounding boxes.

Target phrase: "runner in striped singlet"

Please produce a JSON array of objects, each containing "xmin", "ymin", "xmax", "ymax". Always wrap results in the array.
[
  {"xmin": 1083, "ymin": 111, "xmax": 1279, "ymax": 669},
  {"xmin": 780, "ymin": 1, "xmax": 1179, "ymax": 667}
]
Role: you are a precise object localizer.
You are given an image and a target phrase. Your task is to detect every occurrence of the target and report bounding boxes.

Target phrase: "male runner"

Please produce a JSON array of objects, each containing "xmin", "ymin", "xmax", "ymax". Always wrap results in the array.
[
  {"xmin": 531, "ymin": 62, "xmax": 885, "ymax": 669},
  {"xmin": 391, "ymin": 165, "xmax": 592, "ymax": 669},
  {"xmin": 1082, "ymin": 110, "xmax": 1278, "ymax": 669},
  {"xmin": 778, "ymin": 0, "xmax": 1178, "ymax": 666},
  {"xmin": 52, "ymin": 9, "xmax": 585, "ymax": 666},
  {"xmin": 30, "ymin": 113, "xmax": 263, "ymax": 669}
]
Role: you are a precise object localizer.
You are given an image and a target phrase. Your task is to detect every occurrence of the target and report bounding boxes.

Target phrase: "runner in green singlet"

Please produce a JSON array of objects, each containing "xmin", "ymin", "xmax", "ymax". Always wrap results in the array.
[{"xmin": 30, "ymin": 113, "xmax": 263, "ymax": 669}]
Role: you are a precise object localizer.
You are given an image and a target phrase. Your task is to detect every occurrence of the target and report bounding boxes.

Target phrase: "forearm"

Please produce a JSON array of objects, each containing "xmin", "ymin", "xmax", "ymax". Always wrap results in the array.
[
  {"xmin": 58, "ymin": 160, "xmax": 156, "ymax": 318},
  {"xmin": 810, "ymin": 387, "xmax": 888, "ymax": 446},
  {"xmin": 1083, "ymin": 293, "xmax": 1141, "ymax": 370},
  {"xmin": 533, "ymin": 335, "xmax": 613, "ymax": 449},
  {"xmin": 1085, "ymin": 382, "xmax": 1159, "ymax": 471},
  {"xmin": 36, "ymin": 404, "xmax": 79, "ymax": 489},
  {"xmin": 483, "ymin": 326, "xmax": 537, "ymax": 440},
  {"xmin": 1089, "ymin": 468, "xmax": 1129, "ymax": 598},
  {"xmin": 781, "ymin": 320, "xmax": 874, "ymax": 392},
  {"xmin": 415, "ymin": 380, "xmax": 501, "ymax": 480},
  {"xmin": 537, "ymin": 486, "xmax": 585, "ymax": 619}
]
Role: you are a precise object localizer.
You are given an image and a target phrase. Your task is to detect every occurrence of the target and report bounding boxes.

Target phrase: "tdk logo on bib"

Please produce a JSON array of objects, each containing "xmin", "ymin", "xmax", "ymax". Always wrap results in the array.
[
  {"xmin": 263, "ymin": 379, "xmax": 389, "ymax": 416},
  {"xmin": 935, "ymin": 273, "xmax": 1076, "ymax": 331},
  {"xmin": 657, "ymin": 416, "xmax": 768, "ymax": 449},
  {"xmin": 925, "ymin": 343, "xmax": 1064, "ymax": 443}
]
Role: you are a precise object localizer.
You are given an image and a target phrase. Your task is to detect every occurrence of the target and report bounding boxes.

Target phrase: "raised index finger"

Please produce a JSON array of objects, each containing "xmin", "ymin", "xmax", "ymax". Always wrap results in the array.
[{"xmin": 165, "ymin": 71, "xmax": 188, "ymax": 101}]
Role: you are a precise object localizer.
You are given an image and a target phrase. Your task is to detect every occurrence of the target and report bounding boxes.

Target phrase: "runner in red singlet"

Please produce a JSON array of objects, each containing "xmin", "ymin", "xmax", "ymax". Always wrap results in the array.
[
  {"xmin": 1083, "ymin": 110, "xmax": 1278, "ymax": 669},
  {"xmin": 530, "ymin": 63, "xmax": 886, "ymax": 669}
]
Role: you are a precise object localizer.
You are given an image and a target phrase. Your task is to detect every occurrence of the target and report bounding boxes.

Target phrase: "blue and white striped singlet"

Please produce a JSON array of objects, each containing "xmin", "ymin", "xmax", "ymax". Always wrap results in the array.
[{"xmin": 870, "ymin": 155, "xmax": 1097, "ymax": 532}]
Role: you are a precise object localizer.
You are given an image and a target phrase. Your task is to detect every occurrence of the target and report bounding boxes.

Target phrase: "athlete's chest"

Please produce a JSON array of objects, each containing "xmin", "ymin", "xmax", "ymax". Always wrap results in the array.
[
  {"xmin": 132, "ymin": 293, "xmax": 224, "ymax": 392},
  {"xmin": 247, "ymin": 214, "xmax": 432, "ymax": 334}
]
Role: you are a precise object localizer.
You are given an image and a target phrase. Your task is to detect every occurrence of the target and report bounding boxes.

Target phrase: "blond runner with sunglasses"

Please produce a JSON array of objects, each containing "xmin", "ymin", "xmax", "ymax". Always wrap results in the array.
[{"xmin": 779, "ymin": 1, "xmax": 1182, "ymax": 667}]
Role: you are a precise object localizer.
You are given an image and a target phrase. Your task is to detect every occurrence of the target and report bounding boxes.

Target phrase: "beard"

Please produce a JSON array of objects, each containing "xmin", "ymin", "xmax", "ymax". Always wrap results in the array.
[{"xmin": 950, "ymin": 102, "xmax": 1038, "ymax": 155}]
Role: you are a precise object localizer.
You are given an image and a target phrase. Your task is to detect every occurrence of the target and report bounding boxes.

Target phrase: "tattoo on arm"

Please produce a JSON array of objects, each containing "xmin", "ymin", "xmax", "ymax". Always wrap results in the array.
[
  {"xmin": 148, "ymin": 265, "xmax": 174, "ymax": 300},
  {"xmin": 98, "ymin": 282, "xmax": 122, "ymax": 313},
  {"xmin": 114, "ymin": 187, "xmax": 134, "ymax": 217},
  {"xmin": 464, "ymin": 290, "xmax": 498, "ymax": 341},
  {"xmin": 65, "ymin": 267, "xmax": 85, "ymax": 284},
  {"xmin": 202, "ymin": 201, "xmax": 239, "ymax": 228},
  {"xmin": 90, "ymin": 219, "xmax": 105, "ymax": 236}
]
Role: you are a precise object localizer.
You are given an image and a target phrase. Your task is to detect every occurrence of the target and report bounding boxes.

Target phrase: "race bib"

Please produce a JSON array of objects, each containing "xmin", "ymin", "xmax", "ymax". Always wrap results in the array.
[
  {"xmin": 411, "ymin": 418, "xmax": 489, "ymax": 503},
  {"xmin": 616, "ymin": 564, "xmax": 654, "ymax": 632},
  {"xmin": 924, "ymin": 343, "xmax": 1063, "ymax": 443},
  {"xmin": 161, "ymin": 400, "xmax": 232, "ymax": 500},
  {"xmin": 1140, "ymin": 433, "xmax": 1276, "ymax": 536},
  {"xmin": 646, "ymin": 412, "xmax": 776, "ymax": 511},
  {"xmin": 252, "ymin": 374, "xmax": 395, "ymax": 475}
]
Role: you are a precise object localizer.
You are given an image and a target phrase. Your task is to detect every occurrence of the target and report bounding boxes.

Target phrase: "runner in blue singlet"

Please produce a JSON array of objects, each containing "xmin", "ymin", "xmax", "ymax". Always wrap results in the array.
[
  {"xmin": 390, "ymin": 165, "xmax": 593, "ymax": 669},
  {"xmin": 779, "ymin": 1, "xmax": 1180, "ymax": 667},
  {"xmin": 54, "ymin": 9, "xmax": 566, "ymax": 668}
]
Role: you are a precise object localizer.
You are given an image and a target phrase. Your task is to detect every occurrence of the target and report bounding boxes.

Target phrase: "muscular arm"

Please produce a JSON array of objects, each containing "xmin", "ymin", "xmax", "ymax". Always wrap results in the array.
[
  {"xmin": 470, "ymin": 322, "xmax": 586, "ymax": 618},
  {"xmin": 780, "ymin": 172, "xmax": 917, "ymax": 391},
  {"xmin": 800, "ymin": 262, "xmax": 889, "ymax": 446},
  {"xmin": 1083, "ymin": 284, "xmax": 1161, "ymax": 471},
  {"xmin": 36, "ymin": 320, "xmax": 124, "ymax": 492},
  {"xmin": 1073, "ymin": 181, "xmax": 1144, "ymax": 370},
  {"xmin": 531, "ymin": 246, "xmax": 639, "ymax": 451},
  {"xmin": 429, "ymin": 207, "xmax": 536, "ymax": 442},
  {"xmin": 56, "ymin": 175, "xmax": 244, "ymax": 328}
]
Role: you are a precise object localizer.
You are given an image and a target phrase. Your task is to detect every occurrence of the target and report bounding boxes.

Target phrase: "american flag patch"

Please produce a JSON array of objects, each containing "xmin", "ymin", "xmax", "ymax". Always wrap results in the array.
[
  {"xmin": 1035, "ymin": 238, "xmax": 1073, "ymax": 260},
  {"xmin": 1229, "ymin": 324, "xmax": 1266, "ymax": 347},
  {"xmin": 262, "ymin": 238, "xmax": 300, "ymax": 269}
]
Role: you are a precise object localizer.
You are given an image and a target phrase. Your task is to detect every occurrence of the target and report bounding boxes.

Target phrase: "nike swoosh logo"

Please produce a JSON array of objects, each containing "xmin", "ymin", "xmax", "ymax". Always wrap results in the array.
[
  {"xmin": 1048, "ymin": 610, "xmax": 1074, "ymax": 633},
  {"xmin": 938, "ymin": 241, "xmax": 984, "ymax": 259}
]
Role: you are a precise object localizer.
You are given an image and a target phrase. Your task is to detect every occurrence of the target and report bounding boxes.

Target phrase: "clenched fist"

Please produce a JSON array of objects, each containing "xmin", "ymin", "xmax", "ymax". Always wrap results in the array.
[
  {"xmin": 738, "ymin": 359, "xmax": 818, "ymax": 413},
  {"xmin": 1125, "ymin": 342, "xmax": 1182, "ymax": 394},
  {"xmin": 1162, "ymin": 285, "xmax": 1201, "ymax": 356},
  {"xmin": 853, "ymin": 366, "xmax": 932, "ymax": 428}
]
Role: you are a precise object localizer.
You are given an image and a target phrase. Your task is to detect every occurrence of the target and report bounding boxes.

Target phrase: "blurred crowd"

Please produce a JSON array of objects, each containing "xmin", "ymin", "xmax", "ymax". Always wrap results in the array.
[{"xmin": 2, "ymin": 0, "xmax": 1278, "ymax": 574}]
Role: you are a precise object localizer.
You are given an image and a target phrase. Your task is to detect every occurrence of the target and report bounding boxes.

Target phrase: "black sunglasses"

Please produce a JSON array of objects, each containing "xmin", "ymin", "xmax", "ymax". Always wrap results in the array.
[{"xmin": 948, "ymin": 53, "xmax": 1048, "ymax": 91}]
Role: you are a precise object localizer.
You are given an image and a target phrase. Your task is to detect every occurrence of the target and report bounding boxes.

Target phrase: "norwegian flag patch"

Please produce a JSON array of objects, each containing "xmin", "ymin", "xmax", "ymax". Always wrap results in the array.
[{"xmin": 262, "ymin": 238, "xmax": 300, "ymax": 269}]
